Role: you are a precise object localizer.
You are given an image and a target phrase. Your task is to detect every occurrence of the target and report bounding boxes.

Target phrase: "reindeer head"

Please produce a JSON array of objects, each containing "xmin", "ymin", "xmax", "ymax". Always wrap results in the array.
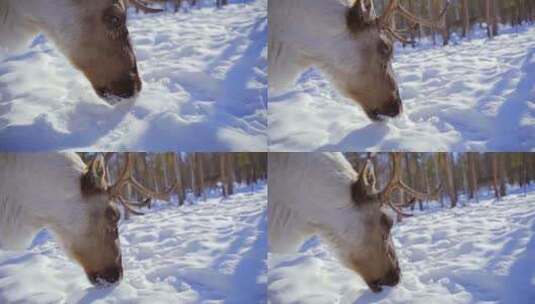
[
  {"xmin": 59, "ymin": 156, "xmax": 123, "ymax": 285},
  {"xmin": 322, "ymin": 0, "xmax": 447, "ymax": 121},
  {"xmin": 339, "ymin": 154, "xmax": 440, "ymax": 292},
  {"xmin": 59, "ymin": 153, "xmax": 168, "ymax": 286},
  {"xmin": 318, "ymin": 0, "xmax": 398, "ymax": 121},
  {"xmin": 341, "ymin": 159, "xmax": 399, "ymax": 293},
  {"xmin": 50, "ymin": 154, "xmax": 123, "ymax": 286},
  {"xmin": 36, "ymin": 0, "xmax": 155, "ymax": 103}
]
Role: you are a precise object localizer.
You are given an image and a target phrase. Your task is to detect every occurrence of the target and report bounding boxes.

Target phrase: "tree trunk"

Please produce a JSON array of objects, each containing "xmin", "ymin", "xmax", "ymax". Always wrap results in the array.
[
  {"xmin": 171, "ymin": 154, "xmax": 185, "ymax": 205},
  {"xmin": 491, "ymin": 153, "xmax": 501, "ymax": 199},
  {"xmin": 226, "ymin": 154, "xmax": 235, "ymax": 196},
  {"xmin": 196, "ymin": 154, "xmax": 206, "ymax": 201},
  {"xmin": 220, "ymin": 153, "xmax": 230, "ymax": 198},
  {"xmin": 498, "ymin": 154, "xmax": 506, "ymax": 197},
  {"xmin": 469, "ymin": 153, "xmax": 479, "ymax": 203},
  {"xmin": 440, "ymin": 153, "xmax": 457, "ymax": 208},
  {"xmin": 461, "ymin": 0, "xmax": 470, "ymax": 37}
]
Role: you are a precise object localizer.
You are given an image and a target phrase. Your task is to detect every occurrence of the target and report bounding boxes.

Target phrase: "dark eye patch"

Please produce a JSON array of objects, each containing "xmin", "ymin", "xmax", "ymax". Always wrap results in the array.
[
  {"xmin": 105, "ymin": 206, "xmax": 120, "ymax": 223},
  {"xmin": 378, "ymin": 39, "xmax": 393, "ymax": 59},
  {"xmin": 381, "ymin": 213, "xmax": 393, "ymax": 230},
  {"xmin": 103, "ymin": 7, "xmax": 125, "ymax": 31},
  {"xmin": 106, "ymin": 225, "xmax": 119, "ymax": 238}
]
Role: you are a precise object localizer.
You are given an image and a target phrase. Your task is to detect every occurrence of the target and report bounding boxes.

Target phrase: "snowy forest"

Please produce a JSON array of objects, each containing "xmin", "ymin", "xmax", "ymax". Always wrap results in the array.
[
  {"xmin": 373, "ymin": 0, "xmax": 535, "ymax": 45},
  {"xmin": 79, "ymin": 152, "xmax": 267, "ymax": 205},
  {"xmin": 0, "ymin": 0, "xmax": 267, "ymax": 151},
  {"xmin": 131, "ymin": 0, "xmax": 237, "ymax": 11},
  {"xmin": 0, "ymin": 152, "xmax": 268, "ymax": 303},
  {"xmin": 346, "ymin": 152, "xmax": 535, "ymax": 210},
  {"xmin": 269, "ymin": 0, "xmax": 534, "ymax": 151},
  {"xmin": 269, "ymin": 152, "xmax": 535, "ymax": 303}
]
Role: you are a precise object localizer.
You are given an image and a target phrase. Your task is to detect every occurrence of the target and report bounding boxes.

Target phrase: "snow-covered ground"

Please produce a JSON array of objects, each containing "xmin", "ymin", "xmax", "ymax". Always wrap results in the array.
[
  {"xmin": 268, "ymin": 186, "xmax": 535, "ymax": 304},
  {"xmin": 0, "ymin": 0, "xmax": 267, "ymax": 151},
  {"xmin": 0, "ymin": 184, "xmax": 267, "ymax": 303},
  {"xmin": 269, "ymin": 25, "xmax": 535, "ymax": 152}
]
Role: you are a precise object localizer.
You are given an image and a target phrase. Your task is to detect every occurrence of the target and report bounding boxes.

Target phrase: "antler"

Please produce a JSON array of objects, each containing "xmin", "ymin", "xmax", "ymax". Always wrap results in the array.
[
  {"xmin": 129, "ymin": 0, "xmax": 164, "ymax": 13},
  {"xmin": 378, "ymin": 153, "xmax": 441, "ymax": 217},
  {"xmin": 379, "ymin": 0, "xmax": 451, "ymax": 43},
  {"xmin": 108, "ymin": 153, "xmax": 176, "ymax": 216}
]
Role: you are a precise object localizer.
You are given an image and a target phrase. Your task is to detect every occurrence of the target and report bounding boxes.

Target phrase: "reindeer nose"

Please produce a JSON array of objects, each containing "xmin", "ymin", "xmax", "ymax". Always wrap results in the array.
[
  {"xmin": 88, "ymin": 266, "xmax": 123, "ymax": 285},
  {"xmin": 382, "ymin": 93, "xmax": 403, "ymax": 118},
  {"xmin": 112, "ymin": 70, "xmax": 142, "ymax": 98},
  {"xmin": 381, "ymin": 267, "xmax": 401, "ymax": 287},
  {"xmin": 103, "ymin": 266, "xmax": 123, "ymax": 283},
  {"xmin": 96, "ymin": 69, "xmax": 141, "ymax": 101}
]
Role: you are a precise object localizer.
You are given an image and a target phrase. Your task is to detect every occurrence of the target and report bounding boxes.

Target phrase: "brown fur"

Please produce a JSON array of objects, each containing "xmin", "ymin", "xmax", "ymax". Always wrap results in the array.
[
  {"xmin": 349, "ymin": 204, "xmax": 399, "ymax": 292},
  {"xmin": 75, "ymin": 155, "xmax": 122, "ymax": 285},
  {"xmin": 58, "ymin": 0, "xmax": 141, "ymax": 101},
  {"xmin": 348, "ymin": 163, "xmax": 400, "ymax": 292},
  {"xmin": 69, "ymin": 199, "xmax": 123, "ymax": 285},
  {"xmin": 343, "ymin": 0, "xmax": 402, "ymax": 120}
]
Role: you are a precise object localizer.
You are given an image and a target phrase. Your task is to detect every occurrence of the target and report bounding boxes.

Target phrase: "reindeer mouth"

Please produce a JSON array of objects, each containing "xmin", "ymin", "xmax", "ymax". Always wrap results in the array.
[
  {"xmin": 367, "ymin": 280, "xmax": 383, "ymax": 293},
  {"xmin": 366, "ymin": 107, "xmax": 401, "ymax": 121},
  {"xmin": 87, "ymin": 266, "xmax": 123, "ymax": 287},
  {"xmin": 96, "ymin": 88, "xmax": 139, "ymax": 105},
  {"xmin": 366, "ymin": 109, "xmax": 392, "ymax": 122},
  {"xmin": 366, "ymin": 272, "xmax": 400, "ymax": 293},
  {"xmin": 366, "ymin": 109, "xmax": 382, "ymax": 121},
  {"xmin": 94, "ymin": 73, "xmax": 142, "ymax": 105}
]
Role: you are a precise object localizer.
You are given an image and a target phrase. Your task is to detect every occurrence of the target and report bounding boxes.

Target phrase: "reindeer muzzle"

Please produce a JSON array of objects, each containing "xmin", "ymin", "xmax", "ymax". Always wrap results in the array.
[
  {"xmin": 88, "ymin": 265, "xmax": 123, "ymax": 286},
  {"xmin": 366, "ymin": 266, "xmax": 401, "ymax": 293},
  {"xmin": 96, "ymin": 68, "xmax": 142, "ymax": 104},
  {"xmin": 382, "ymin": 95, "xmax": 403, "ymax": 118}
]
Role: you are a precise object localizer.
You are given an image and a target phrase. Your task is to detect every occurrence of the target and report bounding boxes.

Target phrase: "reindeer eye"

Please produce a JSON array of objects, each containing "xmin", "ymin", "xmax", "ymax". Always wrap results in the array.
[
  {"xmin": 378, "ymin": 40, "xmax": 392, "ymax": 58},
  {"xmin": 106, "ymin": 207, "xmax": 120, "ymax": 223},
  {"xmin": 109, "ymin": 16, "xmax": 122, "ymax": 29},
  {"xmin": 381, "ymin": 213, "xmax": 393, "ymax": 230},
  {"xmin": 108, "ymin": 227, "xmax": 119, "ymax": 238},
  {"xmin": 103, "ymin": 10, "xmax": 124, "ymax": 31}
]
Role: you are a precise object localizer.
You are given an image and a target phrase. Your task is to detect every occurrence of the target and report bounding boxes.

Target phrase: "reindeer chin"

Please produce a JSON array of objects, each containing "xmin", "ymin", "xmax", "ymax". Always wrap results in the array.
[
  {"xmin": 96, "ymin": 279, "xmax": 117, "ymax": 288},
  {"xmin": 96, "ymin": 90, "xmax": 138, "ymax": 106},
  {"xmin": 89, "ymin": 275, "xmax": 121, "ymax": 288},
  {"xmin": 87, "ymin": 267, "xmax": 123, "ymax": 287},
  {"xmin": 367, "ymin": 281, "xmax": 383, "ymax": 293},
  {"xmin": 365, "ymin": 109, "xmax": 386, "ymax": 122}
]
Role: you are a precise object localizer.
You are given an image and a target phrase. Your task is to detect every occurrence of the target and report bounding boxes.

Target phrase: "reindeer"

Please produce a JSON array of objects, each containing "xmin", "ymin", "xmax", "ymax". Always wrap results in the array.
[
  {"xmin": 0, "ymin": 152, "xmax": 171, "ymax": 285},
  {"xmin": 268, "ymin": 152, "xmax": 438, "ymax": 292},
  {"xmin": 268, "ymin": 0, "xmax": 448, "ymax": 121},
  {"xmin": 0, "ymin": 0, "xmax": 162, "ymax": 103}
]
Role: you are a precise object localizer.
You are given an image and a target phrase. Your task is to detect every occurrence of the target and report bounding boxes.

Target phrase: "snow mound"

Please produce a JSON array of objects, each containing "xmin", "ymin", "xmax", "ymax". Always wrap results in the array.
[
  {"xmin": 0, "ymin": 0, "xmax": 267, "ymax": 151},
  {"xmin": 268, "ymin": 188, "xmax": 535, "ymax": 304},
  {"xmin": 0, "ymin": 185, "xmax": 267, "ymax": 304},
  {"xmin": 269, "ymin": 25, "xmax": 535, "ymax": 151}
]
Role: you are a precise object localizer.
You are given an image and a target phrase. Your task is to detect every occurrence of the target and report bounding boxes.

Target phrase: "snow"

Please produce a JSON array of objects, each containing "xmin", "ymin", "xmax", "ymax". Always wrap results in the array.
[
  {"xmin": 0, "ymin": 184, "xmax": 267, "ymax": 304},
  {"xmin": 268, "ymin": 25, "xmax": 535, "ymax": 152},
  {"xmin": 268, "ymin": 186, "xmax": 535, "ymax": 304},
  {"xmin": 0, "ymin": 0, "xmax": 267, "ymax": 151}
]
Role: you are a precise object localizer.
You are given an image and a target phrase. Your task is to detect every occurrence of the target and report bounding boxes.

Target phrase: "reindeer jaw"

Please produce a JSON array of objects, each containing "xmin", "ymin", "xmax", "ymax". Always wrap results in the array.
[{"xmin": 367, "ymin": 280, "xmax": 384, "ymax": 293}]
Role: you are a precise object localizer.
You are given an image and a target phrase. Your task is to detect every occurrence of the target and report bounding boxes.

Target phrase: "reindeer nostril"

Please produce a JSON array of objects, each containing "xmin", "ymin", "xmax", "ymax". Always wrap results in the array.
[
  {"xmin": 132, "ymin": 65, "xmax": 139, "ymax": 75},
  {"xmin": 381, "ymin": 268, "xmax": 401, "ymax": 287},
  {"xmin": 366, "ymin": 109, "xmax": 381, "ymax": 121},
  {"xmin": 367, "ymin": 280, "xmax": 383, "ymax": 293},
  {"xmin": 88, "ymin": 266, "xmax": 123, "ymax": 286},
  {"xmin": 381, "ymin": 98, "xmax": 402, "ymax": 118},
  {"xmin": 96, "ymin": 87, "xmax": 109, "ymax": 98},
  {"xmin": 102, "ymin": 266, "xmax": 123, "ymax": 284},
  {"xmin": 88, "ymin": 273, "xmax": 98, "ymax": 285}
]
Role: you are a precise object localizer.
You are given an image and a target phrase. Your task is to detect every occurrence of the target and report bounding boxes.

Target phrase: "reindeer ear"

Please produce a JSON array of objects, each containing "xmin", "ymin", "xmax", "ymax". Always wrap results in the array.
[
  {"xmin": 81, "ymin": 154, "xmax": 108, "ymax": 196},
  {"xmin": 351, "ymin": 159, "xmax": 377, "ymax": 205},
  {"xmin": 347, "ymin": 0, "xmax": 376, "ymax": 33}
]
